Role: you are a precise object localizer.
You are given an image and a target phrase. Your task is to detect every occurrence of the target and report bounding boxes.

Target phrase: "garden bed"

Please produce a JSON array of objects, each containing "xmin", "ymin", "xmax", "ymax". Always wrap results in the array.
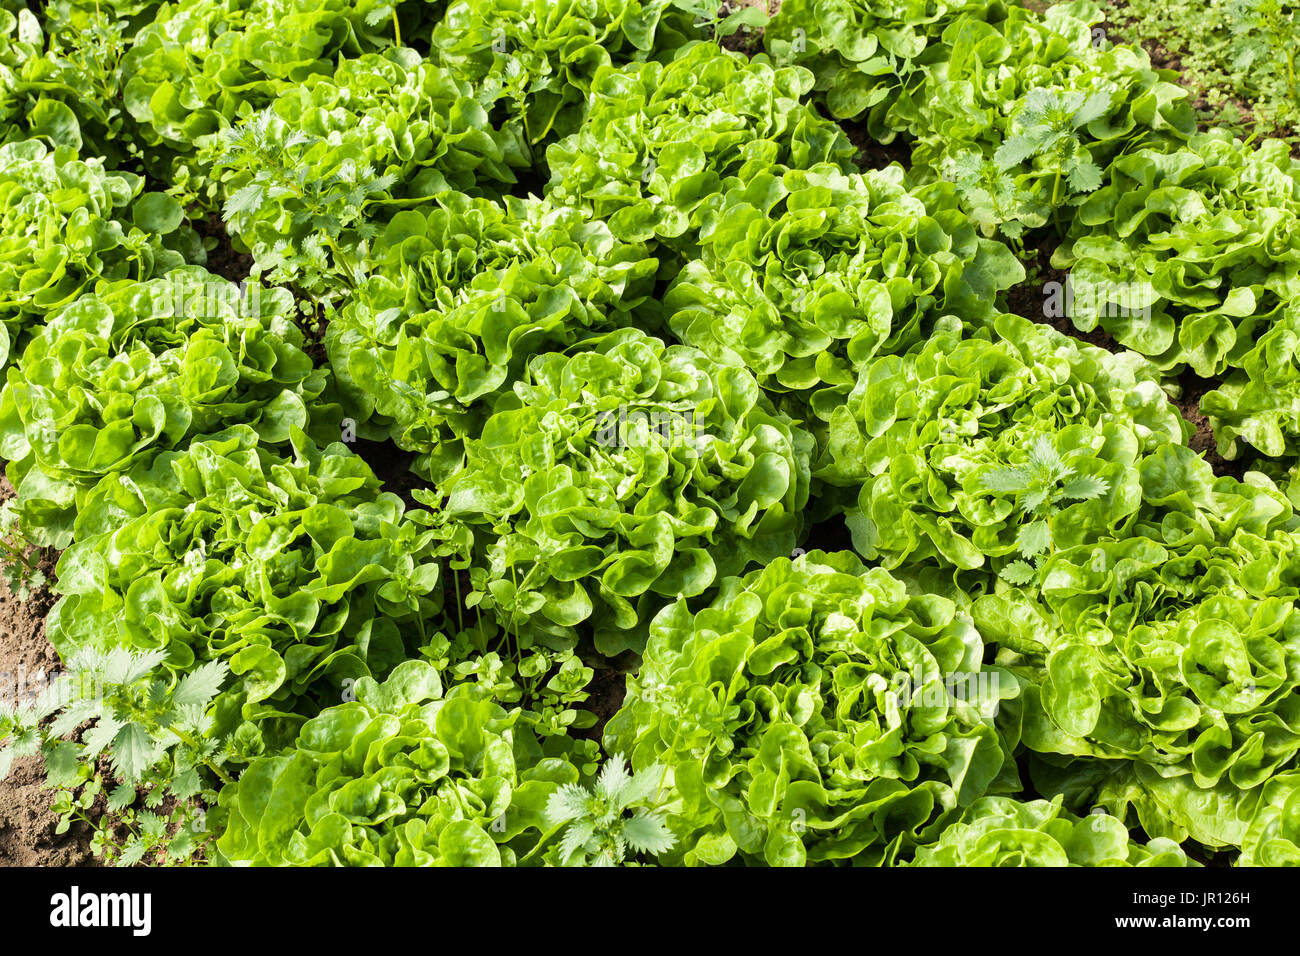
[{"xmin": 1, "ymin": 0, "xmax": 1299, "ymax": 869}]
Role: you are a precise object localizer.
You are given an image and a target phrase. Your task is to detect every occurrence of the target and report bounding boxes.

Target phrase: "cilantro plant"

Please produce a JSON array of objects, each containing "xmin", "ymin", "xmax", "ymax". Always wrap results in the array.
[
  {"xmin": 943, "ymin": 151, "xmax": 1037, "ymax": 244},
  {"xmin": 213, "ymin": 113, "xmax": 398, "ymax": 298}
]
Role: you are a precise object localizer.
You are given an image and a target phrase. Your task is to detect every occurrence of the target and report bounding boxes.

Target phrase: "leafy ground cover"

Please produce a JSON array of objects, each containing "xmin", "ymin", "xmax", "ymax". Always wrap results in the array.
[
  {"xmin": 0, "ymin": 0, "xmax": 1299, "ymax": 867},
  {"xmin": 1095, "ymin": 0, "xmax": 1299, "ymax": 145}
]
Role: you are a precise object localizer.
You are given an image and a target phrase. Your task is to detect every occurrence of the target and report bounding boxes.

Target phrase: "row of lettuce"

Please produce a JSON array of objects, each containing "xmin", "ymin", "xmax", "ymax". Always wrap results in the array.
[
  {"xmin": 0, "ymin": 0, "xmax": 1297, "ymax": 866},
  {"xmin": 5, "ymin": 0, "xmax": 1299, "ymax": 473}
]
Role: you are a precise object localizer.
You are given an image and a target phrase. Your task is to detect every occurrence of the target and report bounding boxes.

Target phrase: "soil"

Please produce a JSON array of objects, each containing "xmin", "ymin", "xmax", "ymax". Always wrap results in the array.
[
  {"xmin": 1003, "ymin": 234, "xmax": 1124, "ymax": 352},
  {"xmin": 193, "ymin": 212, "xmax": 254, "ymax": 284},
  {"xmin": 299, "ymin": 298, "xmax": 330, "ymax": 366},
  {"xmin": 1174, "ymin": 368, "xmax": 1251, "ymax": 481},
  {"xmin": 350, "ymin": 437, "xmax": 428, "ymax": 511},
  {"xmin": 0, "ymin": 756, "xmax": 94, "ymax": 867},
  {"xmin": 0, "ymin": 482, "xmax": 94, "ymax": 867},
  {"xmin": 573, "ymin": 667, "xmax": 628, "ymax": 743},
  {"xmin": 840, "ymin": 117, "xmax": 913, "ymax": 172},
  {"xmin": 716, "ymin": 0, "xmax": 779, "ymax": 56}
]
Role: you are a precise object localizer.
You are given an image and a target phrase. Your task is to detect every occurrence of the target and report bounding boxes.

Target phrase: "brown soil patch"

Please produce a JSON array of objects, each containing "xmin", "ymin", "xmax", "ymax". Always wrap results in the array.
[
  {"xmin": 351, "ymin": 437, "xmax": 427, "ymax": 511},
  {"xmin": 1003, "ymin": 236, "xmax": 1123, "ymax": 353},
  {"xmin": 194, "ymin": 212, "xmax": 254, "ymax": 283},
  {"xmin": 716, "ymin": 0, "xmax": 771, "ymax": 57},
  {"xmin": 0, "ymin": 479, "xmax": 93, "ymax": 866},
  {"xmin": 840, "ymin": 116, "xmax": 913, "ymax": 171},
  {"xmin": 1174, "ymin": 369, "xmax": 1249, "ymax": 481},
  {"xmin": 573, "ymin": 667, "xmax": 628, "ymax": 744}
]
